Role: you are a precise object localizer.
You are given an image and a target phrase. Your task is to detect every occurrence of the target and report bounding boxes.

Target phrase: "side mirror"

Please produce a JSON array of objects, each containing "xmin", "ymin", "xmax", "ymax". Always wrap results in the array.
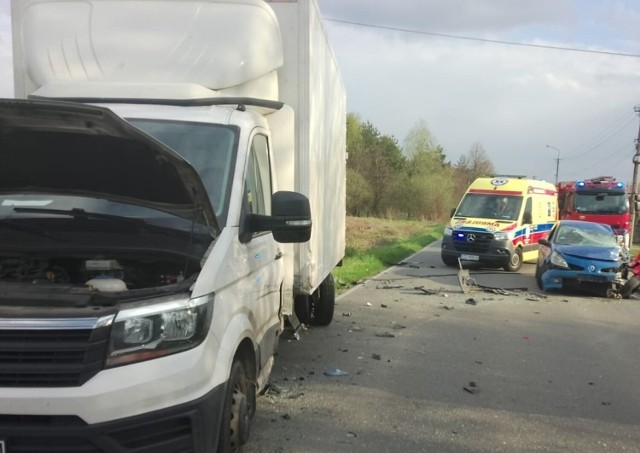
[
  {"xmin": 248, "ymin": 191, "xmax": 312, "ymax": 243},
  {"xmin": 538, "ymin": 238, "xmax": 550, "ymax": 247},
  {"xmin": 450, "ymin": 207, "xmax": 456, "ymax": 217}
]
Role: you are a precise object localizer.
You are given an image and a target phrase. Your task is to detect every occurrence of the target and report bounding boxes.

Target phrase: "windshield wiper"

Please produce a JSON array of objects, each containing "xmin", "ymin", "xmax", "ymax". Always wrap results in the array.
[
  {"xmin": 13, "ymin": 207, "xmax": 148, "ymax": 225},
  {"xmin": 12, "ymin": 207, "xmax": 208, "ymax": 238}
]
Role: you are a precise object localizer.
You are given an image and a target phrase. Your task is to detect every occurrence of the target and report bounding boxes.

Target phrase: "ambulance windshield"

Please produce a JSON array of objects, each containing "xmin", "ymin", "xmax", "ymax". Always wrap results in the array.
[{"xmin": 455, "ymin": 194, "xmax": 523, "ymax": 221}]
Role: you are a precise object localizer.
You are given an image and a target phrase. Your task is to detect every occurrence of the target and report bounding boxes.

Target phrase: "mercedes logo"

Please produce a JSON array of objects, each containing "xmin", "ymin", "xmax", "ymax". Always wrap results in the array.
[{"xmin": 466, "ymin": 234, "xmax": 476, "ymax": 243}]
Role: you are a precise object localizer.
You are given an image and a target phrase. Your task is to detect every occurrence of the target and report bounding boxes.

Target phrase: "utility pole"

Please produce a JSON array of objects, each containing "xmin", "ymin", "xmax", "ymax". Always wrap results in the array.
[
  {"xmin": 546, "ymin": 145, "xmax": 561, "ymax": 183},
  {"xmin": 629, "ymin": 106, "xmax": 640, "ymax": 246}
]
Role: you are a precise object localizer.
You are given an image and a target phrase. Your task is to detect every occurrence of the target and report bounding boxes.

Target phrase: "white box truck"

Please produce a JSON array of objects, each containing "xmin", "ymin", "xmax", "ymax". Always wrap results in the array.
[{"xmin": 1, "ymin": 0, "xmax": 346, "ymax": 451}]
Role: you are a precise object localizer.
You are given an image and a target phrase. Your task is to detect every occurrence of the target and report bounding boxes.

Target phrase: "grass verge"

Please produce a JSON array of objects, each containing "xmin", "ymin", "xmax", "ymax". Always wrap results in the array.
[{"xmin": 333, "ymin": 217, "xmax": 443, "ymax": 292}]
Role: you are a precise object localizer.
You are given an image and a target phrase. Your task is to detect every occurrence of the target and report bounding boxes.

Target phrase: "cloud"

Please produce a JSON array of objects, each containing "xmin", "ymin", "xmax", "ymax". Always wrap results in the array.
[{"xmin": 325, "ymin": 18, "xmax": 640, "ymax": 182}]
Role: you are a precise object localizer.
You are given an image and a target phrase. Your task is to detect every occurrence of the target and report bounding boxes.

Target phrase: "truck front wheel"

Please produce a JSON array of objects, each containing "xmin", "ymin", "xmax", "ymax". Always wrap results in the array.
[{"xmin": 218, "ymin": 360, "xmax": 253, "ymax": 453}]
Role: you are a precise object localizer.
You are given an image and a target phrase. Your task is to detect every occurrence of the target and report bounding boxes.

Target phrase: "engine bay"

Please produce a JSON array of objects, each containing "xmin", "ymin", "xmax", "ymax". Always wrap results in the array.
[{"xmin": 0, "ymin": 254, "xmax": 198, "ymax": 291}]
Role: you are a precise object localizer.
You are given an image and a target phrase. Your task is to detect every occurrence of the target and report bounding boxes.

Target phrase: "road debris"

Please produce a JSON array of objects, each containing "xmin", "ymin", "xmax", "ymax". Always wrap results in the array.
[
  {"xmin": 463, "ymin": 381, "xmax": 479, "ymax": 394},
  {"xmin": 414, "ymin": 286, "xmax": 447, "ymax": 295},
  {"xmin": 390, "ymin": 261, "xmax": 420, "ymax": 269},
  {"xmin": 465, "ymin": 298, "xmax": 478, "ymax": 306},
  {"xmin": 375, "ymin": 332, "xmax": 396, "ymax": 338},
  {"xmin": 323, "ymin": 368, "xmax": 349, "ymax": 377},
  {"xmin": 372, "ymin": 353, "xmax": 381, "ymax": 360}
]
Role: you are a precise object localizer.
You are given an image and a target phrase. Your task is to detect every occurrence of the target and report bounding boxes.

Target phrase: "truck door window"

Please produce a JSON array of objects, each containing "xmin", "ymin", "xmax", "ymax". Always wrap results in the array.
[{"xmin": 245, "ymin": 134, "xmax": 272, "ymax": 216}]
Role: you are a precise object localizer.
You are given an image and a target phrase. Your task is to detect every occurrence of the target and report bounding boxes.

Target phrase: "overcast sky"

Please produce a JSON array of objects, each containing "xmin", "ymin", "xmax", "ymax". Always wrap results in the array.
[{"xmin": 2, "ymin": 0, "xmax": 640, "ymax": 184}]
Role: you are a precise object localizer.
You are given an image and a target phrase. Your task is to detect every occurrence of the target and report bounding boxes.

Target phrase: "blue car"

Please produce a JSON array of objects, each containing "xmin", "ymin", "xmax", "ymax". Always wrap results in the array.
[{"xmin": 536, "ymin": 220, "xmax": 626, "ymax": 296}]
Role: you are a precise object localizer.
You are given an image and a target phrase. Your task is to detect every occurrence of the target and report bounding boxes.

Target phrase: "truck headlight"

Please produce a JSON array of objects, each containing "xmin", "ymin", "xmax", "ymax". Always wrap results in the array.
[
  {"xmin": 550, "ymin": 251, "xmax": 569, "ymax": 269},
  {"xmin": 106, "ymin": 294, "xmax": 213, "ymax": 367},
  {"xmin": 444, "ymin": 227, "xmax": 453, "ymax": 236}
]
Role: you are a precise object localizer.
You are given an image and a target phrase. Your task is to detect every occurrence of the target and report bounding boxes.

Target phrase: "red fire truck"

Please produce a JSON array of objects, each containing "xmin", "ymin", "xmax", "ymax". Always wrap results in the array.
[{"xmin": 556, "ymin": 176, "xmax": 630, "ymax": 246}]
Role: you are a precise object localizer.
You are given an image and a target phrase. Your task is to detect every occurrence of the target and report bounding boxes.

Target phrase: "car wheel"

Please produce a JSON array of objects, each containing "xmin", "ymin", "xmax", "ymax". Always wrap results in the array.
[
  {"xmin": 621, "ymin": 275, "xmax": 640, "ymax": 299},
  {"xmin": 504, "ymin": 248, "xmax": 523, "ymax": 272},
  {"xmin": 535, "ymin": 264, "xmax": 544, "ymax": 290},
  {"xmin": 218, "ymin": 359, "xmax": 253, "ymax": 453},
  {"xmin": 441, "ymin": 254, "xmax": 458, "ymax": 267}
]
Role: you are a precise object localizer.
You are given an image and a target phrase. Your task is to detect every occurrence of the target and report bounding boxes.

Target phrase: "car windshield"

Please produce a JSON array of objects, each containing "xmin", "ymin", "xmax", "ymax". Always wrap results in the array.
[
  {"xmin": 575, "ymin": 192, "xmax": 629, "ymax": 214},
  {"xmin": 553, "ymin": 223, "xmax": 617, "ymax": 247},
  {"xmin": 128, "ymin": 119, "xmax": 239, "ymax": 227},
  {"xmin": 454, "ymin": 193, "xmax": 522, "ymax": 221}
]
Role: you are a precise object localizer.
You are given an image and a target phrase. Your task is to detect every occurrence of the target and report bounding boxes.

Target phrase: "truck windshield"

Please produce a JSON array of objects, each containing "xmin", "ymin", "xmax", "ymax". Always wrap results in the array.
[
  {"xmin": 575, "ymin": 193, "xmax": 628, "ymax": 214},
  {"xmin": 128, "ymin": 119, "xmax": 239, "ymax": 227},
  {"xmin": 0, "ymin": 194, "xmax": 208, "ymax": 235},
  {"xmin": 455, "ymin": 194, "xmax": 523, "ymax": 221}
]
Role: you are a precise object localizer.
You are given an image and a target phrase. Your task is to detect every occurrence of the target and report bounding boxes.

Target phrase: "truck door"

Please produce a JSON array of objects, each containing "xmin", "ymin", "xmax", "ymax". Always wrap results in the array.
[{"xmin": 241, "ymin": 133, "xmax": 282, "ymax": 365}]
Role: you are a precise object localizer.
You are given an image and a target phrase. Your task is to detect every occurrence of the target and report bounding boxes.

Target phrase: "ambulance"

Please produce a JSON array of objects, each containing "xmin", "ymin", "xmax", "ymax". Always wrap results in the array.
[{"xmin": 441, "ymin": 176, "xmax": 558, "ymax": 271}]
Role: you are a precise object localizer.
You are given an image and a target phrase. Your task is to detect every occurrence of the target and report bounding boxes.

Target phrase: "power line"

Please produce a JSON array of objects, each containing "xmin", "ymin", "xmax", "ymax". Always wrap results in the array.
[
  {"xmin": 563, "ymin": 110, "xmax": 635, "ymax": 157},
  {"xmin": 326, "ymin": 18, "xmax": 640, "ymax": 58},
  {"xmin": 563, "ymin": 116, "xmax": 636, "ymax": 159}
]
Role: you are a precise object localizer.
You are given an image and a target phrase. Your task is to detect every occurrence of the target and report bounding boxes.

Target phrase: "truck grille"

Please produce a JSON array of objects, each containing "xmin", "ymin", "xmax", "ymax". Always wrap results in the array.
[
  {"xmin": 0, "ymin": 414, "xmax": 196, "ymax": 453},
  {"xmin": 452, "ymin": 231, "xmax": 493, "ymax": 253},
  {"xmin": 0, "ymin": 324, "xmax": 110, "ymax": 387}
]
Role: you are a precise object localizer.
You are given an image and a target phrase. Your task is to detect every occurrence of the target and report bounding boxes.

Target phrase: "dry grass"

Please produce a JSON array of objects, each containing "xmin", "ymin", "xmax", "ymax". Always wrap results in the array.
[{"xmin": 345, "ymin": 216, "xmax": 439, "ymax": 255}]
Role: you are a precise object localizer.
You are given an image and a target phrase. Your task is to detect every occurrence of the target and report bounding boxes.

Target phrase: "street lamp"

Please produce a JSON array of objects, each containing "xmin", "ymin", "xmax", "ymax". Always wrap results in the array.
[{"xmin": 546, "ymin": 145, "xmax": 561, "ymax": 183}]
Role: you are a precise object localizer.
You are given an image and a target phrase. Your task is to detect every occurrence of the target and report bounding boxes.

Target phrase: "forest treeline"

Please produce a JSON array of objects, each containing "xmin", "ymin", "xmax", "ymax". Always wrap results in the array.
[{"xmin": 346, "ymin": 113, "xmax": 496, "ymax": 221}]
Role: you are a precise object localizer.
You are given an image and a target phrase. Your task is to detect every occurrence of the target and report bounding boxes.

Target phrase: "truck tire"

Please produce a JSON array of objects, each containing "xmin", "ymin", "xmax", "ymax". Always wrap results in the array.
[
  {"xmin": 218, "ymin": 360, "xmax": 253, "ymax": 453},
  {"xmin": 294, "ymin": 274, "xmax": 336, "ymax": 326},
  {"xmin": 294, "ymin": 294, "xmax": 312, "ymax": 325},
  {"xmin": 504, "ymin": 247, "xmax": 522, "ymax": 272},
  {"xmin": 310, "ymin": 273, "xmax": 336, "ymax": 326}
]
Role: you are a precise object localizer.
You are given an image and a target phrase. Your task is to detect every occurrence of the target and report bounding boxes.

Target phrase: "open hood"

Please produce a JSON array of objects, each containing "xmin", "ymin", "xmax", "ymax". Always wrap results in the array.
[{"xmin": 0, "ymin": 98, "xmax": 218, "ymax": 234}]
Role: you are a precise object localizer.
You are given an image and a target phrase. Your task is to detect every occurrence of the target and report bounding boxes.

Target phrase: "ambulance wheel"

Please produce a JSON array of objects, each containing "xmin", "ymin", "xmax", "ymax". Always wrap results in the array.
[
  {"xmin": 621, "ymin": 275, "xmax": 640, "ymax": 299},
  {"xmin": 504, "ymin": 248, "xmax": 522, "ymax": 272},
  {"xmin": 441, "ymin": 254, "xmax": 458, "ymax": 267},
  {"xmin": 218, "ymin": 359, "xmax": 253, "ymax": 453}
]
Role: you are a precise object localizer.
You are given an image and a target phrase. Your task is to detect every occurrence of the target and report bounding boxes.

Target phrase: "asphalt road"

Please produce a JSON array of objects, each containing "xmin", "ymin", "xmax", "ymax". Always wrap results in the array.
[{"xmin": 244, "ymin": 241, "xmax": 640, "ymax": 453}]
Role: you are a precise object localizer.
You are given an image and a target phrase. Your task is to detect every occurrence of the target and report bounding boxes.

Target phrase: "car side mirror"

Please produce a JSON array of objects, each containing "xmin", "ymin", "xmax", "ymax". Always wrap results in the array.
[{"xmin": 538, "ymin": 238, "xmax": 550, "ymax": 247}]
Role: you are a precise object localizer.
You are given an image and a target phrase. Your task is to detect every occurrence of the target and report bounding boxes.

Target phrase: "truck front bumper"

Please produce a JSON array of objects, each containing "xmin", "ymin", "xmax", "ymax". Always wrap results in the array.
[{"xmin": 0, "ymin": 383, "xmax": 225, "ymax": 453}]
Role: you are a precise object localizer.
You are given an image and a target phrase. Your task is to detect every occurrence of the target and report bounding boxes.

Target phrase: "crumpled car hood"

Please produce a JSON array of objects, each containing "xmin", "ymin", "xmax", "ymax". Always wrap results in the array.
[
  {"xmin": 555, "ymin": 244, "xmax": 622, "ymax": 262},
  {"xmin": 0, "ymin": 98, "xmax": 218, "ymax": 234}
]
